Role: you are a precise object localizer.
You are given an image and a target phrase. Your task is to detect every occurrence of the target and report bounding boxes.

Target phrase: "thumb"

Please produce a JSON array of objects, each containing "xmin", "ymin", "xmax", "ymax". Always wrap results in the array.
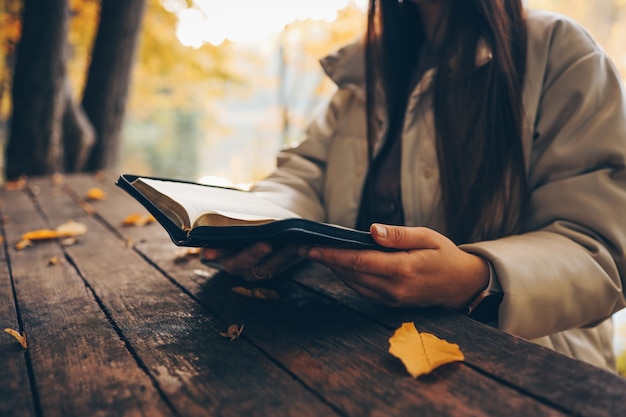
[{"xmin": 370, "ymin": 224, "xmax": 440, "ymax": 250}]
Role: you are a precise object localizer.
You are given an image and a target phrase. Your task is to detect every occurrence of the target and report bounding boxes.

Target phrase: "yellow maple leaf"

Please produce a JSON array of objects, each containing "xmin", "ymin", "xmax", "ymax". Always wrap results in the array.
[
  {"xmin": 388, "ymin": 322, "xmax": 464, "ymax": 378},
  {"xmin": 85, "ymin": 187, "xmax": 106, "ymax": 201}
]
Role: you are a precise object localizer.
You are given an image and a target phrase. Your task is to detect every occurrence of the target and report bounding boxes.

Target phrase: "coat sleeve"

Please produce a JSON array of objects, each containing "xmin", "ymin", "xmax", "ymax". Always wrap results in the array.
[
  {"xmin": 251, "ymin": 89, "xmax": 352, "ymax": 222},
  {"xmin": 461, "ymin": 18, "xmax": 626, "ymax": 340}
]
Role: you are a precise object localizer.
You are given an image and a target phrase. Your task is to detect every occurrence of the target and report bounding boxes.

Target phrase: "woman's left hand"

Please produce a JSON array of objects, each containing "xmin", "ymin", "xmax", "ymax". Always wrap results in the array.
[{"xmin": 298, "ymin": 224, "xmax": 489, "ymax": 310}]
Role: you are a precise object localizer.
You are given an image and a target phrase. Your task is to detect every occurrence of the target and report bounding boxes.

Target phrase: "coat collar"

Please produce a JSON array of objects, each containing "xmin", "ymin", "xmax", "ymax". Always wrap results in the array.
[{"xmin": 319, "ymin": 37, "xmax": 493, "ymax": 92}]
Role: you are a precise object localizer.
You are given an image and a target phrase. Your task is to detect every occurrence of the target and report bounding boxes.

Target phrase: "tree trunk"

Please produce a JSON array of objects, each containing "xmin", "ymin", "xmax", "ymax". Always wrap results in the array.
[
  {"xmin": 5, "ymin": 0, "xmax": 69, "ymax": 180},
  {"xmin": 62, "ymin": 78, "xmax": 95, "ymax": 172},
  {"xmin": 82, "ymin": 0, "xmax": 147, "ymax": 173}
]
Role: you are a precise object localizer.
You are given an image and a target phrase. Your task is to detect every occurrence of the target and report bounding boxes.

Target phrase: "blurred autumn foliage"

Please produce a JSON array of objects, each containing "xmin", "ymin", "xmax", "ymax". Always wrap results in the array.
[
  {"xmin": 2, "ymin": 1, "xmax": 625, "ymax": 181},
  {"xmin": 0, "ymin": 0, "xmax": 366, "ymax": 183},
  {"xmin": 0, "ymin": 0, "xmax": 237, "ymax": 180}
]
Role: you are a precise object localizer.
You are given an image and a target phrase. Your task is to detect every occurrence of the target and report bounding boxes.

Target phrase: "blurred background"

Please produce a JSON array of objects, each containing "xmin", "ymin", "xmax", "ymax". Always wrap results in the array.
[{"xmin": 1, "ymin": 0, "xmax": 625, "ymax": 372}]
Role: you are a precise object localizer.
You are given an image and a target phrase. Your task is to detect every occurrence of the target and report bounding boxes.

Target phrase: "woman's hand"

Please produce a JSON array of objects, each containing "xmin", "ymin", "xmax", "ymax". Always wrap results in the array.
[
  {"xmin": 298, "ymin": 224, "xmax": 490, "ymax": 310},
  {"xmin": 202, "ymin": 243, "xmax": 300, "ymax": 281}
]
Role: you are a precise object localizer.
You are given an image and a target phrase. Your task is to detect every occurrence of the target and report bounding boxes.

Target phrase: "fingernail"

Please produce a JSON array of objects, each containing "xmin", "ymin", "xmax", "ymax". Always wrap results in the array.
[
  {"xmin": 373, "ymin": 224, "xmax": 387, "ymax": 239},
  {"xmin": 307, "ymin": 249, "xmax": 322, "ymax": 260}
]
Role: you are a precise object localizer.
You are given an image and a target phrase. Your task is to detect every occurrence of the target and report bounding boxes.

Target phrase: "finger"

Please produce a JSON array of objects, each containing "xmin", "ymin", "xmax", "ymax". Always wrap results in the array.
[
  {"xmin": 371, "ymin": 224, "xmax": 441, "ymax": 250},
  {"xmin": 326, "ymin": 265, "xmax": 399, "ymax": 306},
  {"xmin": 327, "ymin": 262, "xmax": 398, "ymax": 298},
  {"xmin": 253, "ymin": 245, "xmax": 301, "ymax": 279},
  {"xmin": 220, "ymin": 242, "xmax": 272, "ymax": 277},
  {"xmin": 303, "ymin": 246, "xmax": 408, "ymax": 278}
]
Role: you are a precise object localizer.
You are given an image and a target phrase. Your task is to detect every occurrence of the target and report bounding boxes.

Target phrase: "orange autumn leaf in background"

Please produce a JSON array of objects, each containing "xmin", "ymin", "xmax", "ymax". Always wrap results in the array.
[
  {"xmin": 21, "ymin": 229, "xmax": 58, "ymax": 241},
  {"xmin": 85, "ymin": 187, "xmax": 107, "ymax": 201},
  {"xmin": 122, "ymin": 213, "xmax": 156, "ymax": 227},
  {"xmin": 20, "ymin": 221, "xmax": 88, "ymax": 242},
  {"xmin": 389, "ymin": 322, "xmax": 464, "ymax": 378}
]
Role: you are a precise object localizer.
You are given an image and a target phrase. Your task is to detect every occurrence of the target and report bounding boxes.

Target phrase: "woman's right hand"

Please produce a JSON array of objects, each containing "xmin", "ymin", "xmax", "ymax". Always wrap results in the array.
[{"xmin": 201, "ymin": 242, "xmax": 301, "ymax": 281}]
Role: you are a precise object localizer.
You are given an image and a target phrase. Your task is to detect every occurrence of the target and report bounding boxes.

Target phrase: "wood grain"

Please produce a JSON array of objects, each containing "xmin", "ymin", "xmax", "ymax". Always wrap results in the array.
[
  {"xmin": 70, "ymin": 174, "xmax": 571, "ymax": 417},
  {"xmin": 0, "ymin": 192, "xmax": 36, "ymax": 417},
  {"xmin": 1, "ymin": 184, "xmax": 173, "ymax": 417},
  {"xmin": 30, "ymin": 175, "xmax": 339, "ymax": 417},
  {"xmin": 294, "ymin": 262, "xmax": 626, "ymax": 417}
]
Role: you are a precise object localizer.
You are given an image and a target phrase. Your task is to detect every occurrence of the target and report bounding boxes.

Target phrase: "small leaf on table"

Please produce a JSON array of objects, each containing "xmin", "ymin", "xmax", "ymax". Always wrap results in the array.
[
  {"xmin": 4, "ymin": 328, "xmax": 27, "ymax": 350},
  {"xmin": 389, "ymin": 322, "xmax": 464, "ymax": 378},
  {"xmin": 220, "ymin": 324, "xmax": 244, "ymax": 341},
  {"xmin": 85, "ymin": 187, "xmax": 107, "ymax": 201}
]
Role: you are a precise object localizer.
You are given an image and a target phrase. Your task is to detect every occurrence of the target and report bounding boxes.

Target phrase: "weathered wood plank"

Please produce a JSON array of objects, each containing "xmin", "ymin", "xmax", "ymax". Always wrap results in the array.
[
  {"xmin": 30, "ymin": 175, "xmax": 340, "ymax": 417},
  {"xmin": 70, "ymin": 174, "xmax": 570, "ymax": 417},
  {"xmin": 0, "ymin": 193, "xmax": 37, "ymax": 417},
  {"xmin": 294, "ymin": 263, "xmax": 626, "ymax": 417},
  {"xmin": 1, "ymin": 184, "xmax": 174, "ymax": 417},
  {"xmin": 136, "ymin": 240, "xmax": 570, "ymax": 417},
  {"xmin": 81, "ymin": 172, "xmax": 626, "ymax": 416}
]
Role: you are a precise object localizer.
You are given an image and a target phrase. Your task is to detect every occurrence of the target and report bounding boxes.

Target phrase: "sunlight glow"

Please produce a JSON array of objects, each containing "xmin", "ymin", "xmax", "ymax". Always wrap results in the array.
[{"xmin": 166, "ymin": 0, "xmax": 369, "ymax": 47}]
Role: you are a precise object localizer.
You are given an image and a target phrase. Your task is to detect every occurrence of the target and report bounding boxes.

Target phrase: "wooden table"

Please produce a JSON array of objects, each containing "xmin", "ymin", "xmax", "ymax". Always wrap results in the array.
[{"xmin": 1, "ymin": 173, "xmax": 625, "ymax": 417}]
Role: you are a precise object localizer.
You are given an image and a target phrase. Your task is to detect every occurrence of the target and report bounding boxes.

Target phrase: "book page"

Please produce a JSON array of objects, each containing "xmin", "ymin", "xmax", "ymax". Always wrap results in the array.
[{"xmin": 138, "ymin": 178, "xmax": 301, "ymax": 228}]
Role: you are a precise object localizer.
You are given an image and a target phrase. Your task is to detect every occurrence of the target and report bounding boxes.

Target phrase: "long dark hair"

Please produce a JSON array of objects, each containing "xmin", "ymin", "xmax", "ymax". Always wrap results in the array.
[{"xmin": 365, "ymin": 0, "xmax": 529, "ymax": 244}]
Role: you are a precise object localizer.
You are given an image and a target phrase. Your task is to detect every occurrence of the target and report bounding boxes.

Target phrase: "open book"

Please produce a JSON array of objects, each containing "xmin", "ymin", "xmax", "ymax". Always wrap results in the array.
[{"xmin": 115, "ymin": 174, "xmax": 383, "ymax": 249}]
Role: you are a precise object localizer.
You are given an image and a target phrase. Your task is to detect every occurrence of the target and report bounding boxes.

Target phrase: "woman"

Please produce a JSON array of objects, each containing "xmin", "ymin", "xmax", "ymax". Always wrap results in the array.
[{"xmin": 203, "ymin": 0, "xmax": 626, "ymax": 371}]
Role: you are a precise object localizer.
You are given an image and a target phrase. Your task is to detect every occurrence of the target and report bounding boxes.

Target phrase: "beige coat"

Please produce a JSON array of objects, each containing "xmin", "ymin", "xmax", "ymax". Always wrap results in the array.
[{"xmin": 253, "ymin": 9, "xmax": 626, "ymax": 371}]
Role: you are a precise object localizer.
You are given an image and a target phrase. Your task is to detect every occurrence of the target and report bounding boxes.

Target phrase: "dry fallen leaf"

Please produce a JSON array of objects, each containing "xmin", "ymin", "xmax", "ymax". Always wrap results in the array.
[
  {"xmin": 388, "ymin": 322, "xmax": 464, "ymax": 378},
  {"xmin": 21, "ymin": 229, "xmax": 58, "ymax": 241},
  {"xmin": 85, "ymin": 187, "xmax": 107, "ymax": 201},
  {"xmin": 56, "ymin": 220, "xmax": 88, "ymax": 237},
  {"xmin": 4, "ymin": 328, "xmax": 27, "ymax": 350},
  {"xmin": 15, "ymin": 239, "xmax": 32, "ymax": 251},
  {"xmin": 121, "ymin": 213, "xmax": 156, "ymax": 227},
  {"xmin": 4, "ymin": 177, "xmax": 26, "ymax": 191},
  {"xmin": 20, "ymin": 220, "xmax": 87, "ymax": 242},
  {"xmin": 48, "ymin": 256, "xmax": 60, "ymax": 266},
  {"xmin": 220, "ymin": 324, "xmax": 244, "ymax": 341},
  {"xmin": 231, "ymin": 286, "xmax": 280, "ymax": 300}
]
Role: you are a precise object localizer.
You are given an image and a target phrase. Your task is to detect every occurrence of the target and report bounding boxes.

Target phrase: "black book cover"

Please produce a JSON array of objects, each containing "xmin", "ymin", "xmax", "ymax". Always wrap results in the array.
[{"xmin": 115, "ymin": 174, "xmax": 384, "ymax": 250}]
